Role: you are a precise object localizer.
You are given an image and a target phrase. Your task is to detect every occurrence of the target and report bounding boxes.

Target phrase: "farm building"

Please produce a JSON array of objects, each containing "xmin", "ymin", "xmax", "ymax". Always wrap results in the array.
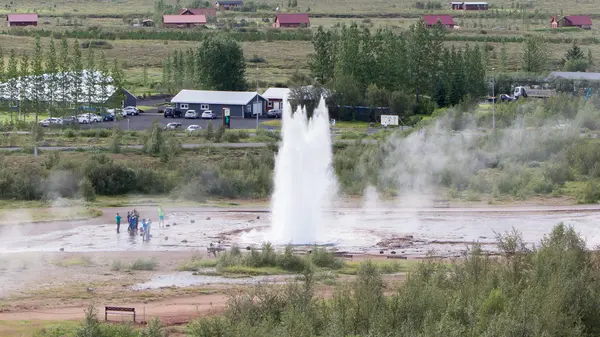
[
  {"xmin": 179, "ymin": 8, "xmax": 217, "ymax": 18},
  {"xmin": 162, "ymin": 15, "xmax": 207, "ymax": 28},
  {"xmin": 558, "ymin": 15, "xmax": 592, "ymax": 29},
  {"xmin": 451, "ymin": 2, "xmax": 488, "ymax": 10},
  {"xmin": 273, "ymin": 13, "xmax": 310, "ymax": 28},
  {"xmin": 7, "ymin": 14, "xmax": 38, "ymax": 27},
  {"xmin": 215, "ymin": 0, "xmax": 244, "ymax": 10},
  {"xmin": 262, "ymin": 87, "xmax": 291, "ymax": 110},
  {"xmin": 171, "ymin": 89, "xmax": 266, "ymax": 118},
  {"xmin": 423, "ymin": 15, "xmax": 455, "ymax": 28},
  {"xmin": 0, "ymin": 70, "xmax": 137, "ymax": 107}
]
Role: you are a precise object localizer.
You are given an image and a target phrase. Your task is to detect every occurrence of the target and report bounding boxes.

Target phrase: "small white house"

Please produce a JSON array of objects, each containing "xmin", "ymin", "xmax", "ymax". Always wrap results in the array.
[{"xmin": 262, "ymin": 87, "xmax": 291, "ymax": 110}]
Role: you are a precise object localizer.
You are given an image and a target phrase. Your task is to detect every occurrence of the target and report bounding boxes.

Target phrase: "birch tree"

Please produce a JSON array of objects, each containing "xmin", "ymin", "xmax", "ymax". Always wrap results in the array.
[
  {"xmin": 31, "ymin": 36, "xmax": 45, "ymax": 123},
  {"xmin": 45, "ymin": 38, "xmax": 59, "ymax": 117},
  {"xmin": 71, "ymin": 40, "xmax": 84, "ymax": 112},
  {"xmin": 59, "ymin": 38, "xmax": 71, "ymax": 109},
  {"xmin": 98, "ymin": 52, "xmax": 110, "ymax": 114},
  {"xmin": 6, "ymin": 50, "xmax": 18, "ymax": 121},
  {"xmin": 84, "ymin": 45, "xmax": 97, "ymax": 111},
  {"xmin": 111, "ymin": 59, "xmax": 125, "ymax": 108},
  {"xmin": 18, "ymin": 52, "xmax": 30, "ymax": 120},
  {"xmin": 0, "ymin": 46, "xmax": 4, "ymax": 104}
]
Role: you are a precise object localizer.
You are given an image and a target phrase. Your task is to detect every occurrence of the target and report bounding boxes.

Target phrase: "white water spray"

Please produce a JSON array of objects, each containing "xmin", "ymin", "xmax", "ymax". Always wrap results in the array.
[{"xmin": 269, "ymin": 97, "xmax": 337, "ymax": 244}]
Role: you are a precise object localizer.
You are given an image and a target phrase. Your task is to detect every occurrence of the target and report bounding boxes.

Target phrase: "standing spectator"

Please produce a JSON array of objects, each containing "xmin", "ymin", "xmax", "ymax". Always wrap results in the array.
[{"xmin": 116, "ymin": 213, "xmax": 122, "ymax": 234}]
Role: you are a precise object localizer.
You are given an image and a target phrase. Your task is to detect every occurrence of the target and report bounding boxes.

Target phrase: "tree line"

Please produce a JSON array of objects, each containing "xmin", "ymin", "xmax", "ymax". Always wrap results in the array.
[
  {"xmin": 161, "ymin": 36, "xmax": 247, "ymax": 94},
  {"xmin": 308, "ymin": 21, "xmax": 487, "ymax": 115},
  {"xmin": 0, "ymin": 36, "xmax": 125, "ymax": 122}
]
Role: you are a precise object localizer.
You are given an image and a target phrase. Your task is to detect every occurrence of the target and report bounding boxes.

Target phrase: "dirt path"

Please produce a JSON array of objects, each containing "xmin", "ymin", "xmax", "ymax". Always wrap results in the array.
[{"xmin": 0, "ymin": 293, "xmax": 229, "ymax": 323}]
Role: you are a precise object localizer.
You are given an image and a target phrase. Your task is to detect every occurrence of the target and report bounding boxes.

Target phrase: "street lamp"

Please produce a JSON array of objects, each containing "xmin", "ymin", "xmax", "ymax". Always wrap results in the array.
[
  {"xmin": 256, "ymin": 66, "xmax": 259, "ymax": 129},
  {"xmin": 492, "ymin": 67, "xmax": 496, "ymax": 129}
]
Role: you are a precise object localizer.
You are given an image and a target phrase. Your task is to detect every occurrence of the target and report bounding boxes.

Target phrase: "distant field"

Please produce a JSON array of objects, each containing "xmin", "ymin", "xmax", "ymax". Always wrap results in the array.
[
  {"xmin": 0, "ymin": 0, "xmax": 599, "ymax": 93},
  {"xmin": 2, "ymin": 0, "xmax": 599, "ymax": 15}
]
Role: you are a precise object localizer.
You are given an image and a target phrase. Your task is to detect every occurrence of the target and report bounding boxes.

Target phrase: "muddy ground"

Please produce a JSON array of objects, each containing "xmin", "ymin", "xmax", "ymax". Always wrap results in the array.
[{"xmin": 1, "ymin": 201, "xmax": 600, "ymax": 336}]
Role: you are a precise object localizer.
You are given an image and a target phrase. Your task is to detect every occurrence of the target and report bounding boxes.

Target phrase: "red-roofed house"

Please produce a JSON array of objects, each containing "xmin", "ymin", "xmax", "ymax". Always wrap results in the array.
[
  {"xmin": 179, "ymin": 8, "xmax": 217, "ymax": 18},
  {"xmin": 423, "ymin": 15, "xmax": 455, "ymax": 28},
  {"xmin": 558, "ymin": 15, "xmax": 592, "ymax": 29},
  {"xmin": 163, "ymin": 15, "xmax": 207, "ymax": 28},
  {"xmin": 7, "ymin": 13, "xmax": 38, "ymax": 27},
  {"xmin": 273, "ymin": 13, "xmax": 310, "ymax": 28}
]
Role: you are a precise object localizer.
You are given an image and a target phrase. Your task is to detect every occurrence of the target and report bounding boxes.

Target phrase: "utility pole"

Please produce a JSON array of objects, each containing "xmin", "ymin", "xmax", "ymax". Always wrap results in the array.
[
  {"xmin": 255, "ymin": 66, "xmax": 259, "ymax": 129},
  {"xmin": 492, "ymin": 67, "xmax": 496, "ymax": 129}
]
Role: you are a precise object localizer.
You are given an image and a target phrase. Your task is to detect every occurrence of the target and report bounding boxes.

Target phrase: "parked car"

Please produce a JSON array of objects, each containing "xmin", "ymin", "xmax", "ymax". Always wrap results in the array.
[
  {"xmin": 185, "ymin": 110, "xmax": 199, "ymax": 119},
  {"xmin": 267, "ymin": 109, "xmax": 282, "ymax": 118},
  {"xmin": 201, "ymin": 110, "xmax": 216, "ymax": 119},
  {"xmin": 82, "ymin": 113, "xmax": 103, "ymax": 123},
  {"xmin": 187, "ymin": 124, "xmax": 202, "ymax": 134},
  {"xmin": 164, "ymin": 107, "xmax": 183, "ymax": 118},
  {"xmin": 62, "ymin": 116, "xmax": 78, "ymax": 125},
  {"xmin": 101, "ymin": 112, "xmax": 115, "ymax": 121},
  {"xmin": 123, "ymin": 106, "xmax": 139, "ymax": 115},
  {"xmin": 164, "ymin": 122, "xmax": 182, "ymax": 130},
  {"xmin": 39, "ymin": 118, "xmax": 61, "ymax": 127}
]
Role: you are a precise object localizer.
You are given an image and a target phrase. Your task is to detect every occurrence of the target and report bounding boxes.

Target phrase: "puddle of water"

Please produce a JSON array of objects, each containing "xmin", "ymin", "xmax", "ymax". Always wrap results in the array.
[
  {"xmin": 131, "ymin": 271, "xmax": 296, "ymax": 290},
  {"xmin": 1, "ymin": 210, "xmax": 600, "ymax": 258}
]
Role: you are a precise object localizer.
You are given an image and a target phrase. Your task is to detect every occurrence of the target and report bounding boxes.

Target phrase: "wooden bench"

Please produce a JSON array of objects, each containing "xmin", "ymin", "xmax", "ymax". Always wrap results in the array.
[
  {"xmin": 386, "ymin": 255, "xmax": 408, "ymax": 260},
  {"xmin": 105, "ymin": 306, "xmax": 136, "ymax": 322},
  {"xmin": 332, "ymin": 251, "xmax": 353, "ymax": 259},
  {"xmin": 207, "ymin": 246, "xmax": 226, "ymax": 258},
  {"xmin": 432, "ymin": 199, "xmax": 450, "ymax": 208}
]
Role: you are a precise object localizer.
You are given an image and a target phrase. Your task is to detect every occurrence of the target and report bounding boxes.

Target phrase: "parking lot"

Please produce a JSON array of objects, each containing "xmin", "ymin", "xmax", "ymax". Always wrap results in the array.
[{"xmin": 79, "ymin": 112, "xmax": 274, "ymax": 131}]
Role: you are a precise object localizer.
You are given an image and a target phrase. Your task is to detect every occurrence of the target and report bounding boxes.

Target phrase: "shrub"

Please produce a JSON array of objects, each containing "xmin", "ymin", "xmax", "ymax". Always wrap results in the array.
[
  {"xmin": 78, "ymin": 177, "xmax": 96, "ymax": 202},
  {"xmin": 130, "ymin": 258, "xmax": 157, "ymax": 270},
  {"xmin": 80, "ymin": 40, "xmax": 114, "ymax": 49}
]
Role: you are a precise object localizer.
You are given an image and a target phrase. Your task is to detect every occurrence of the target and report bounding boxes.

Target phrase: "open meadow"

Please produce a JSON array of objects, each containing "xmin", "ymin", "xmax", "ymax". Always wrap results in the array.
[{"xmin": 3, "ymin": 0, "xmax": 600, "ymax": 335}]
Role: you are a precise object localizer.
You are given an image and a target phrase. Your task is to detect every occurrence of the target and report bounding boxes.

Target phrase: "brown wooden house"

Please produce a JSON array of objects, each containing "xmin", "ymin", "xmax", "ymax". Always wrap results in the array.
[
  {"xmin": 558, "ymin": 15, "xmax": 592, "ymax": 29},
  {"xmin": 179, "ymin": 8, "xmax": 217, "ymax": 18},
  {"xmin": 163, "ymin": 15, "xmax": 207, "ymax": 28},
  {"xmin": 423, "ymin": 15, "xmax": 455, "ymax": 28},
  {"xmin": 7, "ymin": 13, "xmax": 38, "ymax": 27},
  {"xmin": 215, "ymin": 0, "xmax": 243, "ymax": 10},
  {"xmin": 451, "ymin": 2, "xmax": 488, "ymax": 10},
  {"xmin": 273, "ymin": 13, "xmax": 310, "ymax": 28}
]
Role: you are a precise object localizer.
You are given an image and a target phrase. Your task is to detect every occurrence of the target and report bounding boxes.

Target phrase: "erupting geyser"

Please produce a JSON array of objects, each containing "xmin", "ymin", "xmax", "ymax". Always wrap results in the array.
[{"xmin": 269, "ymin": 97, "xmax": 337, "ymax": 245}]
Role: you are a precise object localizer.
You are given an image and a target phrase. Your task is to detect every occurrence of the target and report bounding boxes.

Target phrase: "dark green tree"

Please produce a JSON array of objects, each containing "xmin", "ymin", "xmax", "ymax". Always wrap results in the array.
[
  {"xmin": 71, "ymin": 40, "xmax": 84, "ymax": 110},
  {"xmin": 45, "ymin": 38, "xmax": 59, "ymax": 116},
  {"xmin": 499, "ymin": 41, "xmax": 508, "ymax": 72},
  {"xmin": 448, "ymin": 47, "xmax": 466, "ymax": 106},
  {"xmin": 0, "ymin": 46, "xmax": 4, "ymax": 101},
  {"xmin": 31, "ymin": 35, "xmax": 45, "ymax": 123},
  {"xmin": 435, "ymin": 78, "xmax": 447, "ymax": 108},
  {"xmin": 142, "ymin": 63, "xmax": 149, "ymax": 89},
  {"xmin": 521, "ymin": 35, "xmax": 547, "ymax": 73},
  {"xmin": 162, "ymin": 55, "xmax": 173, "ymax": 94},
  {"xmin": 195, "ymin": 37, "xmax": 247, "ymax": 91},
  {"xmin": 6, "ymin": 50, "xmax": 18, "ymax": 121},
  {"xmin": 562, "ymin": 43, "xmax": 584, "ymax": 65},
  {"xmin": 98, "ymin": 52, "xmax": 111, "ymax": 114},
  {"xmin": 309, "ymin": 26, "xmax": 336, "ymax": 85},
  {"xmin": 111, "ymin": 59, "xmax": 125, "ymax": 108},
  {"xmin": 58, "ymin": 38, "xmax": 70, "ymax": 107},
  {"xmin": 85, "ymin": 45, "xmax": 97, "ymax": 111},
  {"xmin": 18, "ymin": 52, "xmax": 30, "ymax": 120}
]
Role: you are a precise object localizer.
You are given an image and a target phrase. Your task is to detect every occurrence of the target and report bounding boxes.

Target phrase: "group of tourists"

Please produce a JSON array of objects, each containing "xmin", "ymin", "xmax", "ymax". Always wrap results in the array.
[{"xmin": 115, "ymin": 206, "xmax": 165, "ymax": 242}]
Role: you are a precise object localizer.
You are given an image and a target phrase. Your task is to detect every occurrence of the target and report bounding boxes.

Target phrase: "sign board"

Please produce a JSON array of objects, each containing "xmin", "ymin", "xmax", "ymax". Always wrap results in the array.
[
  {"xmin": 224, "ymin": 108, "xmax": 230, "ymax": 117},
  {"xmin": 331, "ymin": 119, "xmax": 336, "ymax": 127},
  {"xmin": 380, "ymin": 115, "xmax": 399, "ymax": 126}
]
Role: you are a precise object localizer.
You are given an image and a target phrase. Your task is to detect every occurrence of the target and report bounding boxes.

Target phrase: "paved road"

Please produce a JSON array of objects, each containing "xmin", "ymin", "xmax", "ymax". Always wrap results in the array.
[{"xmin": 0, "ymin": 139, "xmax": 379, "ymax": 152}]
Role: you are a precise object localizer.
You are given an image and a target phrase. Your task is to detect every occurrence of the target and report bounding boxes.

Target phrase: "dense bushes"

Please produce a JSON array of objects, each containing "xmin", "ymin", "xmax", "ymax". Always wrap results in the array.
[
  {"xmin": 185, "ymin": 224, "xmax": 600, "ymax": 337},
  {"xmin": 216, "ymin": 243, "xmax": 343, "ymax": 274}
]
